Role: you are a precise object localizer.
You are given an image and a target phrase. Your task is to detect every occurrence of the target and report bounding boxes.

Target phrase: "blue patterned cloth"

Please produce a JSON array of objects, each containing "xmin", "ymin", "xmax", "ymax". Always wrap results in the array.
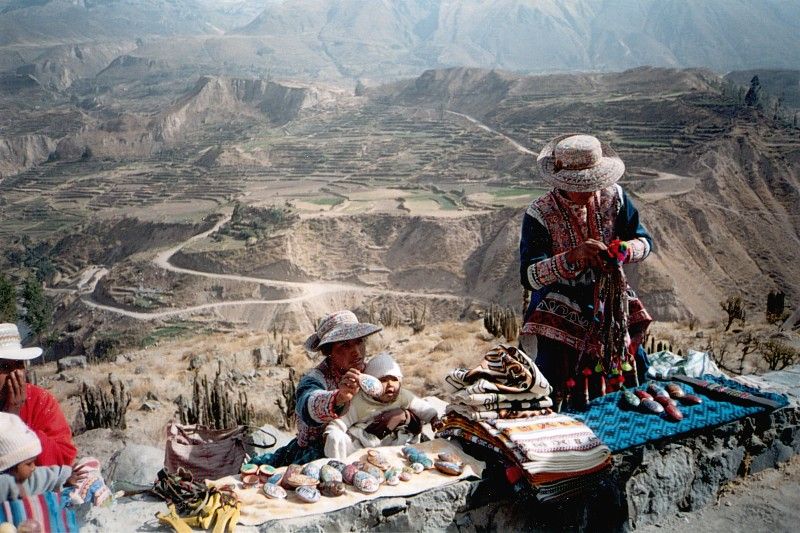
[{"xmin": 571, "ymin": 374, "xmax": 789, "ymax": 453}]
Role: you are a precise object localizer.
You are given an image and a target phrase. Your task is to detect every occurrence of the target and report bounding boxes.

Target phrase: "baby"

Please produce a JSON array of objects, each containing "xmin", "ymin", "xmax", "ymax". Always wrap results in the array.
[
  {"xmin": 324, "ymin": 352, "xmax": 440, "ymax": 460},
  {"xmin": 0, "ymin": 413, "xmax": 72, "ymax": 502}
]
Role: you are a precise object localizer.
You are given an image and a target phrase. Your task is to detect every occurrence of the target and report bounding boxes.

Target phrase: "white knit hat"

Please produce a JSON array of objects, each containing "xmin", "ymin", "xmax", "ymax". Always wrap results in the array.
[
  {"xmin": 0, "ymin": 413, "xmax": 42, "ymax": 472},
  {"xmin": 365, "ymin": 352, "xmax": 403, "ymax": 381}
]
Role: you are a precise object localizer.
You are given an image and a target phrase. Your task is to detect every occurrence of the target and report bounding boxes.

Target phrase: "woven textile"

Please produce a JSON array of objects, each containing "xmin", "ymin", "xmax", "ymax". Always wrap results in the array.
[
  {"xmin": 0, "ymin": 491, "xmax": 78, "ymax": 532},
  {"xmin": 572, "ymin": 375, "xmax": 790, "ymax": 453}
]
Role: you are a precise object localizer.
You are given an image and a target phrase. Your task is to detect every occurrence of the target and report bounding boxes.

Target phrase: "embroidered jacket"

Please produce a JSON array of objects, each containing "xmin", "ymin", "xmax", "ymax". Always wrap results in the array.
[
  {"xmin": 519, "ymin": 184, "xmax": 651, "ymax": 293},
  {"xmin": 295, "ymin": 359, "xmax": 347, "ymax": 448}
]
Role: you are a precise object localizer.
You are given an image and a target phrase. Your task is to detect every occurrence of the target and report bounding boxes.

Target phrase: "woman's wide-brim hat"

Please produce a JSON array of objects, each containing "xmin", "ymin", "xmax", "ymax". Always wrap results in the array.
[
  {"xmin": 0, "ymin": 323, "xmax": 42, "ymax": 360},
  {"xmin": 304, "ymin": 310, "xmax": 382, "ymax": 352},
  {"xmin": 537, "ymin": 133, "xmax": 625, "ymax": 192}
]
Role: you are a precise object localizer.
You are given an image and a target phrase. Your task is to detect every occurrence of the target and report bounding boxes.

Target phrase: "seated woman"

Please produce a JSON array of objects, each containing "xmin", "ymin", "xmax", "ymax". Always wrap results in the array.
[
  {"xmin": 0, "ymin": 324, "xmax": 77, "ymax": 467},
  {"xmin": 261, "ymin": 310, "xmax": 382, "ymax": 466}
]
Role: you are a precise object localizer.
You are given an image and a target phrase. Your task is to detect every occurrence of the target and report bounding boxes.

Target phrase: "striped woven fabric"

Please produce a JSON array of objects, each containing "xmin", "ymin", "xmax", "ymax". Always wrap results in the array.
[
  {"xmin": 0, "ymin": 491, "xmax": 79, "ymax": 532},
  {"xmin": 441, "ymin": 412, "xmax": 610, "ymax": 500}
]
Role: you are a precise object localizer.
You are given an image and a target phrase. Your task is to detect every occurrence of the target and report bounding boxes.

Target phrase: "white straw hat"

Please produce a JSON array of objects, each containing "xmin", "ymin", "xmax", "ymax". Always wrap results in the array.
[
  {"xmin": 0, "ymin": 412, "xmax": 42, "ymax": 472},
  {"xmin": 303, "ymin": 310, "xmax": 382, "ymax": 352},
  {"xmin": 0, "ymin": 323, "xmax": 42, "ymax": 361},
  {"xmin": 537, "ymin": 133, "xmax": 625, "ymax": 192}
]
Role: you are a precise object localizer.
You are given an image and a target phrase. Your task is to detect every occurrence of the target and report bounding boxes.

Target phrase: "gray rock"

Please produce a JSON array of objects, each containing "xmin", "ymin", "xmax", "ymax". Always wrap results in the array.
[
  {"xmin": 139, "ymin": 400, "xmax": 161, "ymax": 412},
  {"xmin": 105, "ymin": 443, "xmax": 164, "ymax": 487},
  {"xmin": 253, "ymin": 345, "xmax": 278, "ymax": 367},
  {"xmin": 58, "ymin": 355, "xmax": 87, "ymax": 372}
]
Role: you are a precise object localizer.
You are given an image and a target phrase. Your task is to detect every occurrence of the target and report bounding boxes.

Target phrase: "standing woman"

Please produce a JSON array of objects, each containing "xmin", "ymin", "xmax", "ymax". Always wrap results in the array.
[
  {"xmin": 262, "ymin": 310, "xmax": 382, "ymax": 466},
  {"xmin": 519, "ymin": 134, "xmax": 653, "ymax": 411}
]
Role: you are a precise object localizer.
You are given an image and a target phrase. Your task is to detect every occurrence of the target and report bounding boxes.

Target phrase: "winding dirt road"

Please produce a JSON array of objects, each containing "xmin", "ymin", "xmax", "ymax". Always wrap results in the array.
[{"xmin": 80, "ymin": 211, "xmax": 469, "ymax": 320}]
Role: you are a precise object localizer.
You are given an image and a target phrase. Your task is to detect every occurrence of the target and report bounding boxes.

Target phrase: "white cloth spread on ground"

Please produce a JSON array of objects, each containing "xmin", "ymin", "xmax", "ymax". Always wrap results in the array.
[{"xmin": 208, "ymin": 439, "xmax": 484, "ymax": 526}]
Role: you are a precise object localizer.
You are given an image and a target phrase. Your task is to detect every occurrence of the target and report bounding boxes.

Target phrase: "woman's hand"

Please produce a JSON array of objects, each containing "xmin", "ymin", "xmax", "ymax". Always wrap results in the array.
[
  {"xmin": 1, "ymin": 369, "xmax": 26, "ymax": 415},
  {"xmin": 334, "ymin": 368, "xmax": 362, "ymax": 407},
  {"xmin": 567, "ymin": 239, "xmax": 609, "ymax": 270}
]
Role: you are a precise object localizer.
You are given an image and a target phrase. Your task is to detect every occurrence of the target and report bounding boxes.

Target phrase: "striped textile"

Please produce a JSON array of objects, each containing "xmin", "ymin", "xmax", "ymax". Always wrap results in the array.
[
  {"xmin": 0, "ymin": 491, "xmax": 78, "ymax": 532},
  {"xmin": 445, "ymin": 403, "xmax": 552, "ymax": 421}
]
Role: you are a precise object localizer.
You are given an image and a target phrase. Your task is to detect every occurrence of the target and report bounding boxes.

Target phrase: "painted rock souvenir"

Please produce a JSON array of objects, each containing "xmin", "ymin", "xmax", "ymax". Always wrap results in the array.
[
  {"xmin": 647, "ymin": 382, "xmax": 669, "ymax": 398},
  {"xmin": 366, "ymin": 449, "xmax": 390, "ymax": 470},
  {"xmin": 358, "ymin": 374, "xmax": 384, "ymax": 399},
  {"xmin": 384, "ymin": 467, "xmax": 401, "ymax": 485},
  {"xmin": 262, "ymin": 483, "xmax": 287, "ymax": 499},
  {"xmin": 283, "ymin": 471, "xmax": 319, "ymax": 489},
  {"xmin": 241, "ymin": 474, "xmax": 260, "ymax": 488},
  {"xmin": 620, "ymin": 389, "xmax": 641, "ymax": 409},
  {"xmin": 633, "ymin": 390, "xmax": 653, "ymax": 401},
  {"xmin": 361, "ymin": 464, "xmax": 385, "ymax": 483},
  {"xmin": 295, "ymin": 485, "xmax": 321, "ymax": 503},
  {"xmin": 434, "ymin": 461, "xmax": 463, "ymax": 476},
  {"xmin": 665, "ymin": 383, "xmax": 685, "ymax": 399},
  {"xmin": 279, "ymin": 464, "xmax": 303, "ymax": 489},
  {"xmin": 319, "ymin": 481, "xmax": 346, "ymax": 497},
  {"xmin": 258, "ymin": 464, "xmax": 276, "ymax": 481},
  {"xmin": 240, "ymin": 463, "xmax": 258, "ymax": 476},
  {"xmin": 411, "ymin": 462, "xmax": 424, "ymax": 474},
  {"xmin": 679, "ymin": 394, "xmax": 703, "ymax": 406},
  {"xmin": 301, "ymin": 463, "xmax": 321, "ymax": 480},
  {"xmin": 327, "ymin": 460, "xmax": 347, "ymax": 473},
  {"xmin": 437, "ymin": 452, "xmax": 462, "ymax": 465},
  {"xmin": 320, "ymin": 464, "xmax": 343, "ymax": 483},
  {"xmin": 353, "ymin": 471, "xmax": 379, "ymax": 494},
  {"xmin": 640, "ymin": 399, "xmax": 664, "ymax": 414},
  {"xmin": 402, "ymin": 446, "xmax": 433, "ymax": 469},
  {"xmin": 661, "ymin": 402, "xmax": 684, "ymax": 422},
  {"xmin": 266, "ymin": 472, "xmax": 282, "ymax": 485},
  {"xmin": 342, "ymin": 464, "xmax": 360, "ymax": 485},
  {"xmin": 399, "ymin": 470, "xmax": 412, "ymax": 482},
  {"xmin": 654, "ymin": 396, "xmax": 677, "ymax": 407}
]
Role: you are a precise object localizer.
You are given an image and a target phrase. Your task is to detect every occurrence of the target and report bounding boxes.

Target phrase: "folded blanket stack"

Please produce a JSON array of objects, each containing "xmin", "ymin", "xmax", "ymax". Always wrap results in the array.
[
  {"xmin": 440, "ymin": 345, "xmax": 610, "ymax": 501},
  {"xmin": 443, "ymin": 344, "xmax": 554, "ymax": 421},
  {"xmin": 439, "ymin": 412, "xmax": 610, "ymax": 501}
]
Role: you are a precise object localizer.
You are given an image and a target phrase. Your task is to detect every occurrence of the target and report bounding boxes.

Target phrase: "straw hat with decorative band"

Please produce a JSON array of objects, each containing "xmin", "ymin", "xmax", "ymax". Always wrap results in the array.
[
  {"xmin": 304, "ymin": 310, "xmax": 382, "ymax": 352},
  {"xmin": 0, "ymin": 323, "xmax": 42, "ymax": 360},
  {"xmin": 537, "ymin": 133, "xmax": 625, "ymax": 192}
]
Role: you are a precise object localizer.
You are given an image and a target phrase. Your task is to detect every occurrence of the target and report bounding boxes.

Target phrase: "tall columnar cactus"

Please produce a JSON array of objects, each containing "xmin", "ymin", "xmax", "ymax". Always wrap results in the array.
[{"xmin": 80, "ymin": 374, "xmax": 131, "ymax": 430}]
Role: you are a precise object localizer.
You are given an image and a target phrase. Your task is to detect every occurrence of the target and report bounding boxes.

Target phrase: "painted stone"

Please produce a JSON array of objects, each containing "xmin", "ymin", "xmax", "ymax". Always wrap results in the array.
[
  {"xmin": 342, "ymin": 464, "xmax": 359, "ymax": 485},
  {"xmin": 320, "ymin": 464, "xmax": 343, "ymax": 483},
  {"xmin": 266, "ymin": 472, "xmax": 282, "ymax": 485},
  {"xmin": 295, "ymin": 485, "xmax": 321, "ymax": 503},
  {"xmin": 385, "ymin": 474, "xmax": 400, "ymax": 486},
  {"xmin": 666, "ymin": 383, "xmax": 685, "ymax": 398},
  {"xmin": 640, "ymin": 399, "xmax": 664, "ymax": 414},
  {"xmin": 437, "ymin": 452, "xmax": 462, "ymax": 465},
  {"xmin": 620, "ymin": 389, "xmax": 641, "ymax": 409},
  {"xmin": 411, "ymin": 462, "xmax": 424, "ymax": 474},
  {"xmin": 662, "ymin": 402, "xmax": 684, "ymax": 422},
  {"xmin": 262, "ymin": 483, "xmax": 287, "ymax": 499},
  {"xmin": 358, "ymin": 374, "xmax": 384, "ymax": 399},
  {"xmin": 284, "ymin": 473, "xmax": 319, "ymax": 488},
  {"xmin": 434, "ymin": 461, "xmax": 463, "ymax": 476},
  {"xmin": 326, "ymin": 460, "xmax": 347, "ymax": 473},
  {"xmin": 353, "ymin": 471, "xmax": 379, "ymax": 494},
  {"xmin": 258, "ymin": 464, "xmax": 276, "ymax": 482},
  {"xmin": 361, "ymin": 464, "xmax": 384, "ymax": 483},
  {"xmin": 647, "ymin": 382, "xmax": 670, "ymax": 398},
  {"xmin": 679, "ymin": 394, "xmax": 703, "ymax": 405},
  {"xmin": 241, "ymin": 474, "xmax": 260, "ymax": 488},
  {"xmin": 319, "ymin": 481, "xmax": 346, "ymax": 497},
  {"xmin": 279, "ymin": 464, "xmax": 303, "ymax": 489},
  {"xmin": 633, "ymin": 390, "xmax": 653, "ymax": 401},
  {"xmin": 366, "ymin": 449, "xmax": 390, "ymax": 470},
  {"xmin": 240, "ymin": 463, "xmax": 258, "ymax": 476},
  {"xmin": 301, "ymin": 463, "xmax": 321, "ymax": 480},
  {"xmin": 654, "ymin": 396, "xmax": 676, "ymax": 407},
  {"xmin": 399, "ymin": 471, "xmax": 412, "ymax": 482}
]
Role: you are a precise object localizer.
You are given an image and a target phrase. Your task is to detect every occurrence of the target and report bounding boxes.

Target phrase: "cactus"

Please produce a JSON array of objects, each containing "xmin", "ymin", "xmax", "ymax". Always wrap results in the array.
[
  {"xmin": 177, "ymin": 361, "xmax": 253, "ymax": 429},
  {"xmin": 483, "ymin": 304, "xmax": 519, "ymax": 342},
  {"xmin": 274, "ymin": 368, "xmax": 297, "ymax": 430},
  {"xmin": 380, "ymin": 307, "xmax": 400, "ymax": 327},
  {"xmin": 80, "ymin": 374, "xmax": 131, "ymax": 430},
  {"xmin": 408, "ymin": 305, "xmax": 427, "ymax": 334},
  {"xmin": 720, "ymin": 295, "xmax": 746, "ymax": 331}
]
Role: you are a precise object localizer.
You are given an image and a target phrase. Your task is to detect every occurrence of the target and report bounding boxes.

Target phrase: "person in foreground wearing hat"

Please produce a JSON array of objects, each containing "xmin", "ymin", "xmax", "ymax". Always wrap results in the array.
[
  {"xmin": 0, "ymin": 324, "xmax": 77, "ymax": 467},
  {"xmin": 323, "ymin": 352, "xmax": 440, "ymax": 460},
  {"xmin": 258, "ymin": 311, "xmax": 382, "ymax": 466},
  {"xmin": 519, "ymin": 134, "xmax": 653, "ymax": 411}
]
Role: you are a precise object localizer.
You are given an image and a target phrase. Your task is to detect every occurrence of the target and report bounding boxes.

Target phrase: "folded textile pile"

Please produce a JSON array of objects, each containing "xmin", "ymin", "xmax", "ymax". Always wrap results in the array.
[
  {"xmin": 440, "ymin": 412, "xmax": 610, "ymax": 501},
  {"xmin": 443, "ymin": 344, "xmax": 553, "ymax": 421},
  {"xmin": 440, "ymin": 345, "xmax": 609, "ymax": 501}
]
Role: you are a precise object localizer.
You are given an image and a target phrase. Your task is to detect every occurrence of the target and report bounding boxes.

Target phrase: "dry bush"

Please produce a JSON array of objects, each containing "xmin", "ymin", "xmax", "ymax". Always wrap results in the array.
[
  {"xmin": 720, "ymin": 295, "xmax": 747, "ymax": 331},
  {"xmin": 759, "ymin": 339, "xmax": 797, "ymax": 371}
]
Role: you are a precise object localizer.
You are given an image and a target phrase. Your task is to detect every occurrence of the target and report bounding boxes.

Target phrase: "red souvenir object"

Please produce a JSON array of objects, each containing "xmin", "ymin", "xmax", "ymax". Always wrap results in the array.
[
  {"xmin": 679, "ymin": 394, "xmax": 703, "ymax": 405},
  {"xmin": 634, "ymin": 390, "xmax": 653, "ymax": 401}
]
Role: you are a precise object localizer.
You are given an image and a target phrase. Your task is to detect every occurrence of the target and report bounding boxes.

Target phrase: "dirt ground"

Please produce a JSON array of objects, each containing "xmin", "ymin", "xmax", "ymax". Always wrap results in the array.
[{"xmin": 639, "ymin": 454, "xmax": 800, "ymax": 532}]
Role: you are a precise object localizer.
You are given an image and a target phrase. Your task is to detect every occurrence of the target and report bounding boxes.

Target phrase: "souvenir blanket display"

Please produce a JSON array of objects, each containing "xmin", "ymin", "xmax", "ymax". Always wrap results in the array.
[
  {"xmin": 439, "ymin": 412, "xmax": 610, "ymax": 502},
  {"xmin": 206, "ymin": 439, "xmax": 483, "ymax": 525},
  {"xmin": 0, "ymin": 491, "xmax": 79, "ymax": 532},
  {"xmin": 444, "ymin": 344, "xmax": 554, "ymax": 421},
  {"xmin": 573, "ymin": 374, "xmax": 790, "ymax": 453}
]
